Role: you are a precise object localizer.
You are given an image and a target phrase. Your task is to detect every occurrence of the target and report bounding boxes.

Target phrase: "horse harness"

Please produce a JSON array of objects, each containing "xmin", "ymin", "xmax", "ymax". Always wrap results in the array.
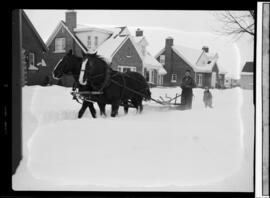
[{"xmin": 73, "ymin": 57, "xmax": 149, "ymax": 104}]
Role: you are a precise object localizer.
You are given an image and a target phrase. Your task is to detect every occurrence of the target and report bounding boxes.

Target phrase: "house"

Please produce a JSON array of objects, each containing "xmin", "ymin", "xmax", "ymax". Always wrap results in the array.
[
  {"xmin": 240, "ymin": 61, "xmax": 254, "ymax": 89},
  {"xmin": 21, "ymin": 10, "xmax": 49, "ymax": 86},
  {"xmin": 45, "ymin": 10, "xmax": 166, "ymax": 87},
  {"xmin": 155, "ymin": 37, "xmax": 226, "ymax": 88}
]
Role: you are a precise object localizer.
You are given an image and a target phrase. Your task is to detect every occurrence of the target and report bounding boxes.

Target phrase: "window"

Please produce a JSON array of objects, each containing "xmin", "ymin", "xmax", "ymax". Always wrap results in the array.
[
  {"xmin": 145, "ymin": 69, "xmax": 149, "ymax": 82},
  {"xmin": 126, "ymin": 47, "xmax": 132, "ymax": 57},
  {"xmin": 87, "ymin": 36, "xmax": 91, "ymax": 48},
  {"xmin": 150, "ymin": 70, "xmax": 155, "ymax": 83},
  {"xmin": 160, "ymin": 55, "xmax": 165, "ymax": 65},
  {"xmin": 29, "ymin": 52, "xmax": 35, "ymax": 66},
  {"xmin": 28, "ymin": 52, "xmax": 38, "ymax": 71},
  {"xmin": 55, "ymin": 38, "xmax": 66, "ymax": 53},
  {"xmin": 118, "ymin": 66, "xmax": 136, "ymax": 73},
  {"xmin": 94, "ymin": 36, "xmax": 98, "ymax": 47},
  {"xmin": 158, "ymin": 75, "xmax": 163, "ymax": 85},
  {"xmin": 171, "ymin": 74, "xmax": 177, "ymax": 82},
  {"xmin": 197, "ymin": 74, "xmax": 203, "ymax": 86},
  {"xmin": 145, "ymin": 69, "xmax": 155, "ymax": 84}
]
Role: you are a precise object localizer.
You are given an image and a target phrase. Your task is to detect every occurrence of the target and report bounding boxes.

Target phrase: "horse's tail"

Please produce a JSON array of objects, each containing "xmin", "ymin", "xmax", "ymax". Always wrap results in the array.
[{"xmin": 143, "ymin": 86, "xmax": 151, "ymax": 101}]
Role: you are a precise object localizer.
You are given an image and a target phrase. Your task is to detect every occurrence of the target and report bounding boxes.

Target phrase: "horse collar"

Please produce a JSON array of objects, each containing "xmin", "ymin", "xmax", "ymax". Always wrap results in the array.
[{"xmin": 79, "ymin": 58, "xmax": 88, "ymax": 85}]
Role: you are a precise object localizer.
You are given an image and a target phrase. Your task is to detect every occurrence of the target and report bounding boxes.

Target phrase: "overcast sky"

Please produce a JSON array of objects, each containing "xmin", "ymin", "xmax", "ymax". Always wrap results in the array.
[{"xmin": 24, "ymin": 9, "xmax": 254, "ymax": 79}]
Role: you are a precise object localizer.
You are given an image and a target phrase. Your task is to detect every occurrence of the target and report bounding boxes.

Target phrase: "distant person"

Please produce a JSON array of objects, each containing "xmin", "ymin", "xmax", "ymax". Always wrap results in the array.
[
  {"xmin": 203, "ymin": 87, "xmax": 213, "ymax": 108},
  {"xmin": 180, "ymin": 70, "xmax": 196, "ymax": 109}
]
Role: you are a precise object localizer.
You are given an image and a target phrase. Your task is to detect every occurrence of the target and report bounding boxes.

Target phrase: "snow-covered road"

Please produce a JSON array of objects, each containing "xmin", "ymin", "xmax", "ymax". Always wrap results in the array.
[{"xmin": 13, "ymin": 85, "xmax": 254, "ymax": 191}]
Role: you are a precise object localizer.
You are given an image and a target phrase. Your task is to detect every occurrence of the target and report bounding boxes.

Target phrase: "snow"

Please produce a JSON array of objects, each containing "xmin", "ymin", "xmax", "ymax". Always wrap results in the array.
[
  {"xmin": 74, "ymin": 25, "xmax": 117, "ymax": 35},
  {"xmin": 28, "ymin": 64, "xmax": 39, "ymax": 70},
  {"xmin": 97, "ymin": 35, "xmax": 127, "ymax": 62},
  {"xmin": 134, "ymin": 36, "xmax": 144, "ymax": 43},
  {"xmin": 172, "ymin": 45, "xmax": 202, "ymax": 66},
  {"xmin": 13, "ymin": 85, "xmax": 254, "ymax": 191},
  {"xmin": 241, "ymin": 72, "xmax": 254, "ymax": 75},
  {"xmin": 143, "ymin": 52, "xmax": 165, "ymax": 73}
]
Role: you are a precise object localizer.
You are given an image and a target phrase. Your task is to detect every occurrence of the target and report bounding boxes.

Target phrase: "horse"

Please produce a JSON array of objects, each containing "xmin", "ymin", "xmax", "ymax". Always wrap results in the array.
[
  {"xmin": 52, "ymin": 50, "xmax": 97, "ymax": 118},
  {"xmin": 52, "ymin": 50, "xmax": 151, "ymax": 118},
  {"xmin": 81, "ymin": 52, "xmax": 151, "ymax": 117}
]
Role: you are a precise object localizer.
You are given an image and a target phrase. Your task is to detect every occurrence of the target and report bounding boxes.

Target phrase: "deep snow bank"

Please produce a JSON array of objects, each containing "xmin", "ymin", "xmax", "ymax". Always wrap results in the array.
[{"xmin": 13, "ymin": 85, "xmax": 254, "ymax": 191}]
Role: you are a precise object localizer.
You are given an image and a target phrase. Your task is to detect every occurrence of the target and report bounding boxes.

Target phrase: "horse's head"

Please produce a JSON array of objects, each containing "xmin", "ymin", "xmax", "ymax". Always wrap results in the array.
[
  {"xmin": 52, "ymin": 49, "xmax": 78, "ymax": 80},
  {"xmin": 82, "ymin": 52, "xmax": 108, "ymax": 80}
]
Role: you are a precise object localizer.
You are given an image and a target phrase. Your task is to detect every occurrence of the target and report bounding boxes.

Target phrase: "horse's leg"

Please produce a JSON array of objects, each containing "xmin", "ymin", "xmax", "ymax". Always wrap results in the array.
[
  {"xmin": 123, "ymin": 100, "xmax": 129, "ymax": 114},
  {"xmin": 138, "ymin": 98, "xmax": 143, "ymax": 113},
  {"xmin": 78, "ymin": 101, "xmax": 88, "ymax": 118},
  {"xmin": 98, "ymin": 102, "xmax": 107, "ymax": 117},
  {"xmin": 87, "ymin": 102, "xmax": 96, "ymax": 118},
  {"xmin": 131, "ymin": 98, "xmax": 139, "ymax": 113},
  {"xmin": 111, "ymin": 101, "xmax": 120, "ymax": 117}
]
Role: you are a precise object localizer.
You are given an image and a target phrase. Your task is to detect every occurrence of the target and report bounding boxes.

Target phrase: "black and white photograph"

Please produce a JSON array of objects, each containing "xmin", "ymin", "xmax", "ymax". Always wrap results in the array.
[{"xmin": 10, "ymin": 8, "xmax": 258, "ymax": 193}]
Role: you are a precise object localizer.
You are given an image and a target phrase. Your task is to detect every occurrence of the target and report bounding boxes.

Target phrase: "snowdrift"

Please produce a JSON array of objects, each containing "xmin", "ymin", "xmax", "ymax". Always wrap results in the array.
[{"xmin": 13, "ymin": 85, "xmax": 254, "ymax": 191}]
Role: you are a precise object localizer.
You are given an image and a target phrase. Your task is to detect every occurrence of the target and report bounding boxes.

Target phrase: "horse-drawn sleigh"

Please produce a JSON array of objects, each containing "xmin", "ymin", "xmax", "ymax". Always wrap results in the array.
[{"xmin": 52, "ymin": 50, "xmax": 186, "ymax": 118}]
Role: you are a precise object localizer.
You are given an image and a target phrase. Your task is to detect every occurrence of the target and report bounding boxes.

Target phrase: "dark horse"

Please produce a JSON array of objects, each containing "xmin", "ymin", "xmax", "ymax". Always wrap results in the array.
[
  {"xmin": 81, "ymin": 52, "xmax": 151, "ymax": 117},
  {"xmin": 53, "ymin": 50, "xmax": 151, "ymax": 117},
  {"xmin": 52, "ymin": 50, "xmax": 98, "ymax": 118}
]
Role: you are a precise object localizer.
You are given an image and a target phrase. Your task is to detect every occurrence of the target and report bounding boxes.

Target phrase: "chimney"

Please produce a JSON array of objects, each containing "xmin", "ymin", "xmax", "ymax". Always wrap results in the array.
[
  {"xmin": 164, "ymin": 37, "xmax": 174, "ymax": 77},
  {"xmin": 202, "ymin": 46, "xmax": 209, "ymax": 53},
  {"xmin": 165, "ymin": 37, "xmax": 173, "ymax": 49},
  {"xmin": 65, "ymin": 10, "xmax": 77, "ymax": 32},
  {"xmin": 136, "ymin": 28, "xmax": 143, "ymax": 37}
]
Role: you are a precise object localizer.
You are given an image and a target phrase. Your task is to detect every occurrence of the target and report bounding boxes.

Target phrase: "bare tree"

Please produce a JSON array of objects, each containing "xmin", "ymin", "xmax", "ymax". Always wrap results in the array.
[{"xmin": 213, "ymin": 11, "xmax": 255, "ymax": 40}]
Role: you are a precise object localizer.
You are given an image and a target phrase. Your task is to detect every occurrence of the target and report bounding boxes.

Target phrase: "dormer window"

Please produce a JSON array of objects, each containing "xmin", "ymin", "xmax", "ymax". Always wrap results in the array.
[
  {"xmin": 160, "ymin": 55, "xmax": 165, "ymax": 65},
  {"xmin": 94, "ymin": 36, "xmax": 98, "ymax": 48},
  {"xmin": 87, "ymin": 36, "xmax": 91, "ymax": 48}
]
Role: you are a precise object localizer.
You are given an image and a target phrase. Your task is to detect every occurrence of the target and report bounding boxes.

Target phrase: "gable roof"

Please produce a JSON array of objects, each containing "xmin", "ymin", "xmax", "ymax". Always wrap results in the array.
[
  {"xmin": 22, "ymin": 10, "xmax": 48, "ymax": 52},
  {"xmin": 46, "ymin": 21, "xmax": 87, "ymax": 53},
  {"xmin": 172, "ymin": 45, "xmax": 203, "ymax": 66},
  {"xmin": 155, "ymin": 44, "xmax": 225, "ymax": 73},
  {"xmin": 97, "ymin": 35, "xmax": 128, "ymax": 62},
  {"xmin": 241, "ymin": 62, "xmax": 253, "ymax": 73}
]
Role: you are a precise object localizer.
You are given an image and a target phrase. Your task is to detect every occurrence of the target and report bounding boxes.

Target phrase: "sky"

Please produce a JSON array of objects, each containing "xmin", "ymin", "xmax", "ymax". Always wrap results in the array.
[{"xmin": 24, "ymin": 9, "xmax": 254, "ymax": 79}]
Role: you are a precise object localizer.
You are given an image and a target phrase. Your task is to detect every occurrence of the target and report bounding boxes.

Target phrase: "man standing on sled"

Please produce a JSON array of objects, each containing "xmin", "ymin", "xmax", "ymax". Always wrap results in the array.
[{"xmin": 180, "ymin": 70, "xmax": 196, "ymax": 110}]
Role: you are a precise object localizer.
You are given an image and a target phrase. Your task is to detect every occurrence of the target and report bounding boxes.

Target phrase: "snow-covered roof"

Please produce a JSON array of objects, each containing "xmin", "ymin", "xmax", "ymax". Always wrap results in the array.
[
  {"xmin": 80, "ymin": 26, "xmax": 144, "ymax": 63},
  {"xmin": 143, "ymin": 52, "xmax": 164, "ymax": 69},
  {"xmin": 134, "ymin": 36, "xmax": 144, "ymax": 43},
  {"xmin": 241, "ymin": 72, "xmax": 253, "ymax": 75},
  {"xmin": 28, "ymin": 65, "xmax": 39, "ymax": 70},
  {"xmin": 74, "ymin": 24, "xmax": 119, "ymax": 35},
  {"xmin": 172, "ymin": 45, "xmax": 202, "ymax": 66},
  {"xmin": 156, "ymin": 44, "xmax": 226, "ymax": 74},
  {"xmin": 97, "ymin": 36, "xmax": 128, "ymax": 63}
]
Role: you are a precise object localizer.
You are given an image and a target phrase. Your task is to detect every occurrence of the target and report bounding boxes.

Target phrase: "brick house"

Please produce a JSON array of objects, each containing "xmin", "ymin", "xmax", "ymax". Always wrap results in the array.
[
  {"xmin": 45, "ymin": 10, "xmax": 166, "ymax": 87},
  {"xmin": 240, "ymin": 61, "xmax": 253, "ymax": 90},
  {"xmin": 155, "ymin": 37, "xmax": 226, "ymax": 88},
  {"xmin": 21, "ymin": 10, "xmax": 49, "ymax": 86}
]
